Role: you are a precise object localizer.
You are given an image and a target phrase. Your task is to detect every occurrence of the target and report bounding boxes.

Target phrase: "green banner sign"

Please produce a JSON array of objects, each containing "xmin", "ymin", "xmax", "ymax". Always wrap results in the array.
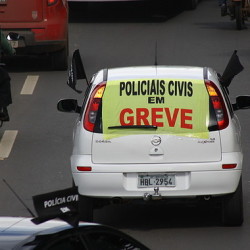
[{"xmin": 102, "ymin": 78, "xmax": 209, "ymax": 139}]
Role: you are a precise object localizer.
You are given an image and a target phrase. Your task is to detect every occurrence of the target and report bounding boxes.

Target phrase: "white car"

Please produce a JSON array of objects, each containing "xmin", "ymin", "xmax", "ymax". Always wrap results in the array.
[{"xmin": 58, "ymin": 50, "xmax": 250, "ymax": 226}]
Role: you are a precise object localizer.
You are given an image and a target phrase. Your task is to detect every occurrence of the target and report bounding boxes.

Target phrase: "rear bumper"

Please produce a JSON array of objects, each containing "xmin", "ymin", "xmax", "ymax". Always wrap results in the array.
[
  {"xmin": 15, "ymin": 41, "xmax": 67, "ymax": 55},
  {"xmin": 74, "ymin": 170, "xmax": 242, "ymax": 198},
  {"xmin": 1, "ymin": 29, "xmax": 67, "ymax": 55},
  {"xmin": 72, "ymin": 152, "xmax": 243, "ymax": 198}
]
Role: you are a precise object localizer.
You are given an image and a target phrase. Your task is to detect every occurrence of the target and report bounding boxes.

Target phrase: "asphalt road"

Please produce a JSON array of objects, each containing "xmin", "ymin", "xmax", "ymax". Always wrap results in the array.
[{"xmin": 1, "ymin": 0, "xmax": 250, "ymax": 249}]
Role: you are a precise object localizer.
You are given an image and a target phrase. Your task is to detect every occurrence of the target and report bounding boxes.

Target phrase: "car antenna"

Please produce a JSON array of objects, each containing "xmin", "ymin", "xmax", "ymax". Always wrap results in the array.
[
  {"xmin": 3, "ymin": 179, "xmax": 35, "ymax": 217},
  {"xmin": 154, "ymin": 41, "xmax": 158, "ymax": 66}
]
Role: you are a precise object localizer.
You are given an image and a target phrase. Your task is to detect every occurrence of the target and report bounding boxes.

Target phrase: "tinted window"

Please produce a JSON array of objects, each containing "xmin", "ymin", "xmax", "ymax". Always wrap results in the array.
[{"xmin": 44, "ymin": 234, "xmax": 87, "ymax": 250}]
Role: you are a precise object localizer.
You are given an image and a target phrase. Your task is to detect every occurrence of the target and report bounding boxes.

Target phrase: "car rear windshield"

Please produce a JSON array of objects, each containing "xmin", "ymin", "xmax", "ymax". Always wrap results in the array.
[{"xmin": 85, "ymin": 78, "xmax": 225, "ymax": 138}]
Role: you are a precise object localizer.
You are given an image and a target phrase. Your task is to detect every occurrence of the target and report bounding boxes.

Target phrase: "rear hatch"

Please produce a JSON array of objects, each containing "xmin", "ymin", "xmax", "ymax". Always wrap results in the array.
[
  {"xmin": 0, "ymin": 0, "xmax": 44, "ymax": 23},
  {"xmin": 91, "ymin": 66, "xmax": 222, "ymax": 164}
]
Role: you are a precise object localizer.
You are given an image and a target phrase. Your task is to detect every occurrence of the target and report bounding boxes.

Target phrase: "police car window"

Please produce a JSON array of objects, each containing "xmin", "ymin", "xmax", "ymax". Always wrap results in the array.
[{"xmin": 86, "ymin": 232, "xmax": 143, "ymax": 250}]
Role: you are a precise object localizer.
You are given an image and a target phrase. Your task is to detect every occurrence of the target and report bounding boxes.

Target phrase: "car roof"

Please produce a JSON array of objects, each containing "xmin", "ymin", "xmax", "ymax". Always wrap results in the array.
[{"xmin": 105, "ymin": 65, "xmax": 205, "ymax": 81}]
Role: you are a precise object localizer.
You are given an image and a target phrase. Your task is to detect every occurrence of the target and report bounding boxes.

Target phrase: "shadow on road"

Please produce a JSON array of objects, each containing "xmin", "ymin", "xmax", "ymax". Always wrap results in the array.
[
  {"xmin": 68, "ymin": 1, "xmax": 183, "ymax": 23},
  {"xmin": 2, "ymin": 55, "xmax": 55, "ymax": 73},
  {"xmin": 95, "ymin": 202, "xmax": 222, "ymax": 229}
]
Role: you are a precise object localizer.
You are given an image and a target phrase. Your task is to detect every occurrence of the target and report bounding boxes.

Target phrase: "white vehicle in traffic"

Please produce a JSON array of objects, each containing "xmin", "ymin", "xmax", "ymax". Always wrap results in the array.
[{"xmin": 58, "ymin": 50, "xmax": 250, "ymax": 226}]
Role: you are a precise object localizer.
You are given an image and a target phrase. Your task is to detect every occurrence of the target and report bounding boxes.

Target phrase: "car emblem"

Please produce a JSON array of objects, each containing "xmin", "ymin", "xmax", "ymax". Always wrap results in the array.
[
  {"xmin": 151, "ymin": 136, "xmax": 161, "ymax": 146},
  {"xmin": 32, "ymin": 11, "xmax": 38, "ymax": 20}
]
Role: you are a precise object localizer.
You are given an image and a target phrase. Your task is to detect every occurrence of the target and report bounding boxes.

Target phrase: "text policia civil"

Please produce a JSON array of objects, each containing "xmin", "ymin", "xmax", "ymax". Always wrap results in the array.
[{"xmin": 102, "ymin": 78, "xmax": 209, "ymax": 139}]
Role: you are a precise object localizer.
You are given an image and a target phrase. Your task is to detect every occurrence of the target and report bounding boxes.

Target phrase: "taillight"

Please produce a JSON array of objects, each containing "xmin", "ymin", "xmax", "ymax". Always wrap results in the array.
[
  {"xmin": 222, "ymin": 164, "xmax": 237, "ymax": 169},
  {"xmin": 47, "ymin": 0, "xmax": 58, "ymax": 6},
  {"xmin": 205, "ymin": 80, "xmax": 229, "ymax": 130},
  {"xmin": 83, "ymin": 82, "xmax": 106, "ymax": 132},
  {"xmin": 77, "ymin": 166, "xmax": 92, "ymax": 172}
]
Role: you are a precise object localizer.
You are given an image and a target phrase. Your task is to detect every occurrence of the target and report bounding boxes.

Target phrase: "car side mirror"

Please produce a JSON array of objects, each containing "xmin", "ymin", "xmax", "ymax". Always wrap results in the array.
[
  {"xmin": 57, "ymin": 99, "xmax": 80, "ymax": 113},
  {"xmin": 232, "ymin": 95, "xmax": 250, "ymax": 111}
]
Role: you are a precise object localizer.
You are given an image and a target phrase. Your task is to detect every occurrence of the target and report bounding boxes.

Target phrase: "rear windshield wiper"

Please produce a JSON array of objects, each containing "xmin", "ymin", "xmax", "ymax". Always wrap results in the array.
[{"xmin": 108, "ymin": 125, "xmax": 157, "ymax": 129}]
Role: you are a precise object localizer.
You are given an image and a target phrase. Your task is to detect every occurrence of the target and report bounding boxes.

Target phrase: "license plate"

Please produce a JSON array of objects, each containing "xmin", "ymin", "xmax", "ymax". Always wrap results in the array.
[
  {"xmin": 8, "ymin": 40, "xmax": 18, "ymax": 48},
  {"xmin": 0, "ymin": 0, "xmax": 8, "ymax": 5},
  {"xmin": 138, "ymin": 174, "xmax": 175, "ymax": 188}
]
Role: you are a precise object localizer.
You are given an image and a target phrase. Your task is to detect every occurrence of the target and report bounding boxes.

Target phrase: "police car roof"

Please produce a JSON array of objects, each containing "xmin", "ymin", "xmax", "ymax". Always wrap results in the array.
[{"xmin": 0, "ymin": 217, "xmax": 97, "ymax": 234}]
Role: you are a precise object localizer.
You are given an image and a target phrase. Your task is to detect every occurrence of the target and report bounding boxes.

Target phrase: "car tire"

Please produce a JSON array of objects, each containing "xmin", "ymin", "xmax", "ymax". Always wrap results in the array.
[
  {"xmin": 79, "ymin": 195, "xmax": 94, "ymax": 222},
  {"xmin": 221, "ymin": 177, "xmax": 243, "ymax": 226},
  {"xmin": 50, "ymin": 46, "xmax": 68, "ymax": 71}
]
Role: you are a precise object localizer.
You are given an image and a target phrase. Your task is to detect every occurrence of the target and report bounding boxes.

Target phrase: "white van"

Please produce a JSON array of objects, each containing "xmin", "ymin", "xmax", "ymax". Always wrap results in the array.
[{"xmin": 58, "ymin": 50, "xmax": 250, "ymax": 226}]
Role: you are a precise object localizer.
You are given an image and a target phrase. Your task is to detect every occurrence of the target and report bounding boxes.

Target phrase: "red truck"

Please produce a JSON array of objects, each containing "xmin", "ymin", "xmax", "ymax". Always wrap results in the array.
[{"xmin": 0, "ymin": 0, "xmax": 68, "ymax": 70}]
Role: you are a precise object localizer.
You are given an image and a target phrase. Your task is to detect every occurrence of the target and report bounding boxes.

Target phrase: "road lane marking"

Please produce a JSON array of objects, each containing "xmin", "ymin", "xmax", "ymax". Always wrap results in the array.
[
  {"xmin": 20, "ymin": 75, "xmax": 39, "ymax": 95},
  {"xmin": 0, "ymin": 130, "xmax": 18, "ymax": 160}
]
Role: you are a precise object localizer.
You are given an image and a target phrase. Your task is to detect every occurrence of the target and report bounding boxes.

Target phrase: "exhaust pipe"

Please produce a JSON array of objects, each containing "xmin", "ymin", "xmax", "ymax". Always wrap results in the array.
[
  {"xmin": 143, "ymin": 193, "xmax": 152, "ymax": 201},
  {"xmin": 111, "ymin": 197, "xmax": 123, "ymax": 204},
  {"xmin": 204, "ymin": 195, "xmax": 211, "ymax": 201}
]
